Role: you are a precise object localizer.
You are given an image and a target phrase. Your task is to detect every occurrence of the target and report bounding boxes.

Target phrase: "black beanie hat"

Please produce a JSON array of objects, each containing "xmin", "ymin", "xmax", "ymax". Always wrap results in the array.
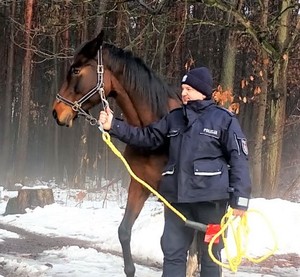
[{"xmin": 181, "ymin": 67, "xmax": 213, "ymax": 99}]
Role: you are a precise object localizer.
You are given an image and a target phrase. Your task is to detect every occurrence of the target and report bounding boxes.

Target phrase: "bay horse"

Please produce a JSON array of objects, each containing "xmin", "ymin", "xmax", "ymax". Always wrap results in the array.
[{"xmin": 52, "ymin": 31, "xmax": 183, "ymax": 276}]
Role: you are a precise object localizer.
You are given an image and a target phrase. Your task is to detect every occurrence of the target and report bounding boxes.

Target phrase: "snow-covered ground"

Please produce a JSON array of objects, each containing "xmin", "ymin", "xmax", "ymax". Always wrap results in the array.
[{"xmin": 0, "ymin": 184, "xmax": 299, "ymax": 276}]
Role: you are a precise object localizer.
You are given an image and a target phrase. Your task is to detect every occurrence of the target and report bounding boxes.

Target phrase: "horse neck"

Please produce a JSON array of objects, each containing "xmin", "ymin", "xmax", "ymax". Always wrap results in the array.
[
  {"xmin": 114, "ymin": 85, "xmax": 159, "ymax": 127},
  {"xmin": 112, "ymin": 79, "xmax": 181, "ymax": 127},
  {"xmin": 103, "ymin": 45, "xmax": 181, "ymax": 126}
]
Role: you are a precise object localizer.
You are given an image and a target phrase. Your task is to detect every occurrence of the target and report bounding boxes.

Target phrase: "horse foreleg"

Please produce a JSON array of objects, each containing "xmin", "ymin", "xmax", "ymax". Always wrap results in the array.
[{"xmin": 118, "ymin": 179, "xmax": 150, "ymax": 277}]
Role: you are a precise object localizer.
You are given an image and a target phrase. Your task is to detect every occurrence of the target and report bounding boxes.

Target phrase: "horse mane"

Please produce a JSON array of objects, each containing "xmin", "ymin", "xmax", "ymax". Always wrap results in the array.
[{"xmin": 102, "ymin": 43, "xmax": 181, "ymax": 118}]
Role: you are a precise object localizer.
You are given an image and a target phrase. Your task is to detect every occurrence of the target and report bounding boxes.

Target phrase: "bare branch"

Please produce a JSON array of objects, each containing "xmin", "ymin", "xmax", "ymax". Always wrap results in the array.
[
  {"xmin": 201, "ymin": 0, "xmax": 280, "ymax": 58},
  {"xmin": 135, "ymin": 0, "xmax": 169, "ymax": 15}
]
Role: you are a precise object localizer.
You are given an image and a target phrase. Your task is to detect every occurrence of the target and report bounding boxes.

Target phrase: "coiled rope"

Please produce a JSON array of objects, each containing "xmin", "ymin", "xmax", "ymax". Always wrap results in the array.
[{"xmin": 208, "ymin": 207, "xmax": 278, "ymax": 272}]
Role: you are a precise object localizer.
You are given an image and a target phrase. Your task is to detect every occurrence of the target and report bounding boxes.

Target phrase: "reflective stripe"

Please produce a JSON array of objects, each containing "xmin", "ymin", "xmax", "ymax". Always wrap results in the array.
[
  {"xmin": 199, "ymin": 131, "xmax": 220, "ymax": 139},
  {"xmin": 237, "ymin": 197, "xmax": 249, "ymax": 207},
  {"xmin": 162, "ymin": 169, "xmax": 175, "ymax": 176},
  {"xmin": 167, "ymin": 129, "xmax": 180, "ymax": 137},
  {"xmin": 194, "ymin": 171, "xmax": 222, "ymax": 176}
]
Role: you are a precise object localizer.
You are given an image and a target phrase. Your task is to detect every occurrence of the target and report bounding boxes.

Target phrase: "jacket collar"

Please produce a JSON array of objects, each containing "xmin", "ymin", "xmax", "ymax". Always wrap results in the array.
[
  {"xmin": 185, "ymin": 99, "xmax": 215, "ymax": 112},
  {"xmin": 183, "ymin": 100, "xmax": 215, "ymax": 127}
]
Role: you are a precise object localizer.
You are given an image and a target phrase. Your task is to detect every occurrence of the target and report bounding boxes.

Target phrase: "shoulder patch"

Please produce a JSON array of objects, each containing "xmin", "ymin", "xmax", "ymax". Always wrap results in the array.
[
  {"xmin": 216, "ymin": 106, "xmax": 234, "ymax": 116},
  {"xmin": 241, "ymin": 138, "xmax": 248, "ymax": 155}
]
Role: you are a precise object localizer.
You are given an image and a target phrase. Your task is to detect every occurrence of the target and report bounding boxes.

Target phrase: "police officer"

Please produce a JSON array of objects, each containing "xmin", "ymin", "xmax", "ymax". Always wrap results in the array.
[{"xmin": 99, "ymin": 67, "xmax": 251, "ymax": 277}]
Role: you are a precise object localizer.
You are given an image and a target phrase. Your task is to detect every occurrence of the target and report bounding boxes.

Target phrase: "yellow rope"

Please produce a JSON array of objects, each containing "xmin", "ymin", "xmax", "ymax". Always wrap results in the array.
[
  {"xmin": 102, "ymin": 132, "xmax": 187, "ymax": 222},
  {"xmin": 208, "ymin": 207, "xmax": 278, "ymax": 272},
  {"xmin": 101, "ymin": 131, "xmax": 278, "ymax": 272}
]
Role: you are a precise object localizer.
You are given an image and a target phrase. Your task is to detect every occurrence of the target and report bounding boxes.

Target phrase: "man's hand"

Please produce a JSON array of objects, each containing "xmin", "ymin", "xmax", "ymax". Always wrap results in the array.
[
  {"xmin": 232, "ymin": 209, "xmax": 246, "ymax": 217},
  {"xmin": 98, "ymin": 108, "xmax": 113, "ymax": 130}
]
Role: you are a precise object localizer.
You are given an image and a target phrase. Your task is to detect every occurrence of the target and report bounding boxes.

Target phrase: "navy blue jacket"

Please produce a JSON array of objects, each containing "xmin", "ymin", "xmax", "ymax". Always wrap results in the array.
[{"xmin": 109, "ymin": 100, "xmax": 251, "ymax": 209}]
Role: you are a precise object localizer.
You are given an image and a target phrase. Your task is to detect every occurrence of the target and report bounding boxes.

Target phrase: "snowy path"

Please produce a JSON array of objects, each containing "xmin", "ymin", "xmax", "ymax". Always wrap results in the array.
[
  {"xmin": 0, "ymin": 223, "xmax": 298, "ymax": 277},
  {"xmin": 1, "ymin": 247, "xmax": 298, "ymax": 277},
  {"xmin": 0, "ymin": 188, "xmax": 299, "ymax": 277}
]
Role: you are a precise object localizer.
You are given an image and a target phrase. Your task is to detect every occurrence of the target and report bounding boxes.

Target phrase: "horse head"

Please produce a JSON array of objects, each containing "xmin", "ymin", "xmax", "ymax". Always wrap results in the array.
[{"xmin": 52, "ymin": 31, "xmax": 107, "ymax": 127}]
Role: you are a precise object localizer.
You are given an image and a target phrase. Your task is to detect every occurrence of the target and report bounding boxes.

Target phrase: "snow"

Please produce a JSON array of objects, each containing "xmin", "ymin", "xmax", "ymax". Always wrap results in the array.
[{"xmin": 0, "ymin": 185, "xmax": 299, "ymax": 276}]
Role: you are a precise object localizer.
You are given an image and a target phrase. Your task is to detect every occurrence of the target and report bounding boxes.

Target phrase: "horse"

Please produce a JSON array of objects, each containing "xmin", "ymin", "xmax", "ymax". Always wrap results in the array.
[{"xmin": 52, "ymin": 30, "xmax": 184, "ymax": 276}]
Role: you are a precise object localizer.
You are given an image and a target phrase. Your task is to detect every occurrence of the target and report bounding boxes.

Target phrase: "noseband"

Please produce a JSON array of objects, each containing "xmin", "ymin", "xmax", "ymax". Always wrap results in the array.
[{"xmin": 56, "ymin": 47, "xmax": 108, "ymax": 125}]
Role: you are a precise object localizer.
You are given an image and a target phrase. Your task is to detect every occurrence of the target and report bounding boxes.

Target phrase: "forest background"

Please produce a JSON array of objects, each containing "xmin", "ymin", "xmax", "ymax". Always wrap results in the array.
[{"xmin": 0, "ymin": 0, "xmax": 299, "ymax": 200}]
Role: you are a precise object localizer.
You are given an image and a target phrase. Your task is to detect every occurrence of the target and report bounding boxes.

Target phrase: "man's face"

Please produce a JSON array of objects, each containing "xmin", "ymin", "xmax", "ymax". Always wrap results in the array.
[{"xmin": 181, "ymin": 84, "xmax": 206, "ymax": 104}]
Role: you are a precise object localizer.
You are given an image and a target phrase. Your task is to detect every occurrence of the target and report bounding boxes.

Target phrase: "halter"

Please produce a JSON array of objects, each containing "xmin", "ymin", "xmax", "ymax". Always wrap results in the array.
[{"xmin": 56, "ymin": 46, "xmax": 109, "ymax": 126}]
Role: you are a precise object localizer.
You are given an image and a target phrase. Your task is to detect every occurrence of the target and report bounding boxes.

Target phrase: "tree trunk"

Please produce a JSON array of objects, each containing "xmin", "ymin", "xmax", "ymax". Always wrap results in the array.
[
  {"xmin": 263, "ymin": 59, "xmax": 288, "ymax": 196},
  {"xmin": 14, "ymin": 0, "xmax": 35, "ymax": 181},
  {"xmin": 90, "ymin": 0, "xmax": 108, "ymax": 185},
  {"xmin": 94, "ymin": 0, "xmax": 108, "ymax": 35},
  {"xmin": 60, "ymin": 0, "xmax": 72, "ymax": 184},
  {"xmin": 74, "ymin": 3, "xmax": 89, "ymax": 189},
  {"xmin": 220, "ymin": 30, "xmax": 237, "ymax": 93},
  {"xmin": 251, "ymin": 0, "xmax": 269, "ymax": 196},
  {"xmin": 165, "ymin": 1, "xmax": 185, "ymax": 82},
  {"xmin": 1, "ymin": 0, "xmax": 16, "ymax": 186},
  {"xmin": 251, "ymin": 50, "xmax": 268, "ymax": 196},
  {"xmin": 51, "ymin": 33, "xmax": 61, "ymax": 180},
  {"xmin": 218, "ymin": 29, "xmax": 238, "ymax": 116},
  {"xmin": 262, "ymin": 0, "xmax": 290, "ymax": 197}
]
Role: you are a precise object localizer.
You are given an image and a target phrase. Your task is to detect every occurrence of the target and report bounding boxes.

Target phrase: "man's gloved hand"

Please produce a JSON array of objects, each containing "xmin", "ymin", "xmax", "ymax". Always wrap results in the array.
[{"xmin": 232, "ymin": 209, "xmax": 246, "ymax": 217}]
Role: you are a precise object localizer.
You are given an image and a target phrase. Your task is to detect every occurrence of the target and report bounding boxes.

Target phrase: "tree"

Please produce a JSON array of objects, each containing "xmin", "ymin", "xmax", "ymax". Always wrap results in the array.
[
  {"xmin": 14, "ymin": 0, "xmax": 35, "ymax": 181},
  {"xmin": 263, "ymin": 1, "xmax": 300, "ymax": 196},
  {"xmin": 1, "ymin": 0, "xmax": 16, "ymax": 185}
]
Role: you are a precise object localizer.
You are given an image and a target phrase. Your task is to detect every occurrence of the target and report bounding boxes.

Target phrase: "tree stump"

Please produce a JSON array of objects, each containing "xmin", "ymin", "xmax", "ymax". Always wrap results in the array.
[{"xmin": 4, "ymin": 188, "xmax": 54, "ymax": 215}]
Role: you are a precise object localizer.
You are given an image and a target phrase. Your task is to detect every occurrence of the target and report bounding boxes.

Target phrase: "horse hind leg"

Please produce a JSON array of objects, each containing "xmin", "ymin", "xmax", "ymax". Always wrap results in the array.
[
  {"xmin": 186, "ymin": 231, "xmax": 200, "ymax": 277},
  {"xmin": 118, "ymin": 180, "xmax": 150, "ymax": 277}
]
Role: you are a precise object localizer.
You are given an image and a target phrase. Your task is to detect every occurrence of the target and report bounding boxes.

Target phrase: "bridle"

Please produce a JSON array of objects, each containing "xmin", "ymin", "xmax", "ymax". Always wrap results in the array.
[{"xmin": 56, "ymin": 46, "xmax": 109, "ymax": 126}]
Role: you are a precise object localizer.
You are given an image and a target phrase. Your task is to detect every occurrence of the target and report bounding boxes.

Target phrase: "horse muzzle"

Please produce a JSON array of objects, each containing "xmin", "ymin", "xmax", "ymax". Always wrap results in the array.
[{"xmin": 52, "ymin": 106, "xmax": 75, "ymax": 127}]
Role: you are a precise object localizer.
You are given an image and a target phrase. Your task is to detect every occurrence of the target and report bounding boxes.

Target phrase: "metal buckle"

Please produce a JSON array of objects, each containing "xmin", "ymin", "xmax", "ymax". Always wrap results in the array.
[
  {"xmin": 97, "ymin": 65, "xmax": 104, "ymax": 74},
  {"xmin": 72, "ymin": 101, "xmax": 81, "ymax": 112},
  {"xmin": 89, "ymin": 118, "xmax": 98, "ymax": 126}
]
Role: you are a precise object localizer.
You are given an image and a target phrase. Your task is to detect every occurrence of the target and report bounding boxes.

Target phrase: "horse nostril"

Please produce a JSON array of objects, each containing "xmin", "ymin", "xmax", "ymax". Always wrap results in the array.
[{"xmin": 53, "ymin": 109, "xmax": 57, "ymax": 119}]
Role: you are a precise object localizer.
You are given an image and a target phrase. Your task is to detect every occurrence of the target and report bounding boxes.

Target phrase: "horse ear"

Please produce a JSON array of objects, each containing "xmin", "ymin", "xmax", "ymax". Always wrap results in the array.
[
  {"xmin": 80, "ymin": 31, "xmax": 104, "ymax": 59},
  {"xmin": 96, "ymin": 30, "xmax": 105, "ymax": 47},
  {"xmin": 90, "ymin": 30, "xmax": 104, "ymax": 56}
]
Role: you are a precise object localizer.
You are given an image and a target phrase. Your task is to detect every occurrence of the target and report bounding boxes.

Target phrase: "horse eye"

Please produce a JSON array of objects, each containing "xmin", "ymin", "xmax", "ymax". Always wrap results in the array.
[{"xmin": 72, "ymin": 67, "xmax": 80, "ymax": 75}]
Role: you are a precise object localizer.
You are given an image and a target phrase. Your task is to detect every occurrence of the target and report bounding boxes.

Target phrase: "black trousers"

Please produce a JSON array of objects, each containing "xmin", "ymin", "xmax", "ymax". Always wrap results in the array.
[{"xmin": 160, "ymin": 201, "xmax": 228, "ymax": 277}]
